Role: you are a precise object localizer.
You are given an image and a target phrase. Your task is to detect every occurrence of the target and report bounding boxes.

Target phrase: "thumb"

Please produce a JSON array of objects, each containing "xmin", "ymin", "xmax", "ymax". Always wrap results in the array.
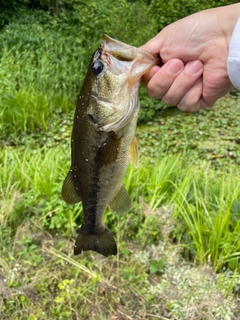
[{"xmin": 139, "ymin": 33, "xmax": 163, "ymax": 54}]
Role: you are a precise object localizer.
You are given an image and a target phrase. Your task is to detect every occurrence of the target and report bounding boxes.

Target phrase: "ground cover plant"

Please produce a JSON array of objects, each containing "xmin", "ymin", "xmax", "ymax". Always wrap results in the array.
[{"xmin": 1, "ymin": 1, "xmax": 240, "ymax": 319}]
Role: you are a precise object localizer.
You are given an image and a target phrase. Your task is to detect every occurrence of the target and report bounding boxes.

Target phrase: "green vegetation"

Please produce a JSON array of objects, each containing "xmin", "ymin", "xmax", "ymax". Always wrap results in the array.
[{"xmin": 1, "ymin": 1, "xmax": 240, "ymax": 319}]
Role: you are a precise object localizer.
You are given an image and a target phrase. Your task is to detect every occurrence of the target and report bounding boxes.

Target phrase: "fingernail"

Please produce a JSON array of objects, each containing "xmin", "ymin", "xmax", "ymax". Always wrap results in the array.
[
  {"xmin": 186, "ymin": 60, "xmax": 203, "ymax": 75},
  {"xmin": 166, "ymin": 60, "xmax": 183, "ymax": 75}
]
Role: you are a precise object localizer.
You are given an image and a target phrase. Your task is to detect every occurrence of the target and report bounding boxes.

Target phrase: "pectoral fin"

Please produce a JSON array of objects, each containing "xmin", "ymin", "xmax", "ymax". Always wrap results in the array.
[
  {"xmin": 130, "ymin": 135, "xmax": 140, "ymax": 168},
  {"xmin": 94, "ymin": 132, "xmax": 121, "ymax": 167},
  {"xmin": 109, "ymin": 185, "xmax": 131, "ymax": 214},
  {"xmin": 61, "ymin": 170, "xmax": 82, "ymax": 204}
]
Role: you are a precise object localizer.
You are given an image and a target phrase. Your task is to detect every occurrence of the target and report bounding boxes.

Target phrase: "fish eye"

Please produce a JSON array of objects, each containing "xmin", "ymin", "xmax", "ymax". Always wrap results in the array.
[{"xmin": 92, "ymin": 60, "xmax": 104, "ymax": 76}]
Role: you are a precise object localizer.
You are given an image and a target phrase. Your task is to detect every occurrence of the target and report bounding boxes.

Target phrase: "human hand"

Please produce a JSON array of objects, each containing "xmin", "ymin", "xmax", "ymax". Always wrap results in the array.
[{"xmin": 141, "ymin": 4, "xmax": 240, "ymax": 111}]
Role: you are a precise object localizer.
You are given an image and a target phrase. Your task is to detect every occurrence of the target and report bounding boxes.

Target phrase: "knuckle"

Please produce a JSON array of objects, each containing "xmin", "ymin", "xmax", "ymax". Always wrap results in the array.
[
  {"xmin": 162, "ymin": 94, "xmax": 176, "ymax": 106},
  {"xmin": 177, "ymin": 104, "xmax": 189, "ymax": 112},
  {"xmin": 147, "ymin": 89, "xmax": 161, "ymax": 100},
  {"xmin": 177, "ymin": 101, "xmax": 200, "ymax": 112}
]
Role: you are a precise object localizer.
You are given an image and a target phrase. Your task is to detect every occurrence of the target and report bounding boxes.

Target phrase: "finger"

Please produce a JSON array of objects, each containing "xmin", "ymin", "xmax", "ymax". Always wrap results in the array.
[
  {"xmin": 162, "ymin": 60, "xmax": 203, "ymax": 106},
  {"xmin": 177, "ymin": 78, "xmax": 204, "ymax": 112},
  {"xmin": 141, "ymin": 65, "xmax": 161, "ymax": 86},
  {"xmin": 144, "ymin": 59, "xmax": 184, "ymax": 99},
  {"xmin": 200, "ymin": 67, "xmax": 233, "ymax": 107}
]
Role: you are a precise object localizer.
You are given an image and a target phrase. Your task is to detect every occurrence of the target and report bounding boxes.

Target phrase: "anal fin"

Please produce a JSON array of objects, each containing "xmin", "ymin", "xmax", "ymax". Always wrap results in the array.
[{"xmin": 109, "ymin": 184, "xmax": 131, "ymax": 214}]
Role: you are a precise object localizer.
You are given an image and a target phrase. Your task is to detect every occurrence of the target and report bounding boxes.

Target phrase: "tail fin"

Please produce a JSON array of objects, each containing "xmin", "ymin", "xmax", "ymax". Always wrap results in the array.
[{"xmin": 74, "ymin": 226, "xmax": 117, "ymax": 257}]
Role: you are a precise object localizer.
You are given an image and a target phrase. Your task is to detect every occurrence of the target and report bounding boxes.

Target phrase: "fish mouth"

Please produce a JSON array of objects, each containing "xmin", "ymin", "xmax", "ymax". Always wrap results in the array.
[
  {"xmin": 101, "ymin": 34, "xmax": 160, "ymax": 77},
  {"xmin": 92, "ymin": 35, "xmax": 160, "ymax": 132}
]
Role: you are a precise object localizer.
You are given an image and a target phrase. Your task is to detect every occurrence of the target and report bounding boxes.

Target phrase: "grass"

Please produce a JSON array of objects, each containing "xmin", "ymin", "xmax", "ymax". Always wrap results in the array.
[
  {"xmin": 2, "ymin": 144, "xmax": 239, "ymax": 272},
  {"xmin": 1, "ymin": 93, "xmax": 240, "ymax": 320},
  {"xmin": 1, "ymin": 140, "xmax": 240, "ymax": 319}
]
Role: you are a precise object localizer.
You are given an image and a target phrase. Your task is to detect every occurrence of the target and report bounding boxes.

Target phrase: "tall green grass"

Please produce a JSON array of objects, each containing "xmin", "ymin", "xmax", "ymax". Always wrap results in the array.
[
  {"xmin": 170, "ymin": 166, "xmax": 240, "ymax": 270},
  {"xmin": 0, "ymin": 11, "xmax": 82, "ymax": 137},
  {"xmin": 0, "ymin": 145, "xmax": 81, "ymax": 235},
  {"xmin": 1, "ymin": 145, "xmax": 239, "ymax": 271},
  {"xmin": 125, "ymin": 156, "xmax": 240, "ymax": 271}
]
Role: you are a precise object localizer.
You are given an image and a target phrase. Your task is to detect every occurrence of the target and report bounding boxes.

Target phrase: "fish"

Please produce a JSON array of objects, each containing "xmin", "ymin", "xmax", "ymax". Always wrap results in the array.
[{"xmin": 61, "ymin": 34, "xmax": 159, "ymax": 257}]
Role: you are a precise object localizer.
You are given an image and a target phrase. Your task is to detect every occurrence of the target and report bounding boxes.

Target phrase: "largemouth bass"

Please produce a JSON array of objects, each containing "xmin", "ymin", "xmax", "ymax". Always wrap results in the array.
[{"xmin": 62, "ymin": 35, "xmax": 159, "ymax": 257}]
